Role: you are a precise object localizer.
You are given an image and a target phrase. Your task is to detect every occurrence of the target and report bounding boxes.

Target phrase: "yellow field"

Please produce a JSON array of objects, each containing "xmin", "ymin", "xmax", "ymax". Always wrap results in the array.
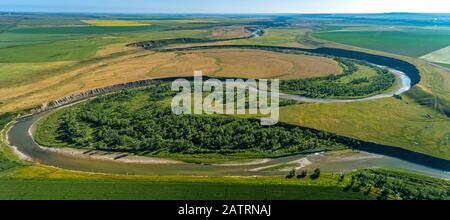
[
  {"xmin": 82, "ymin": 20, "xmax": 151, "ymax": 26},
  {"xmin": 144, "ymin": 19, "xmax": 216, "ymax": 24}
]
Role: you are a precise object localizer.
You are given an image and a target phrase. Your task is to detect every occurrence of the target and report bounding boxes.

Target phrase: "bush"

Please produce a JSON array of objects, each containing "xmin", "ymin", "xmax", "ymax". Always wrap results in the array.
[
  {"xmin": 286, "ymin": 168, "xmax": 296, "ymax": 179},
  {"xmin": 310, "ymin": 168, "xmax": 321, "ymax": 180},
  {"xmin": 296, "ymin": 170, "xmax": 308, "ymax": 179}
]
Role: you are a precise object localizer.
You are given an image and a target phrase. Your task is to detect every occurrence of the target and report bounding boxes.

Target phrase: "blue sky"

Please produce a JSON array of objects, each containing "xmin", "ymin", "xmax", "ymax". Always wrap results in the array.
[{"xmin": 1, "ymin": 0, "xmax": 449, "ymax": 13}]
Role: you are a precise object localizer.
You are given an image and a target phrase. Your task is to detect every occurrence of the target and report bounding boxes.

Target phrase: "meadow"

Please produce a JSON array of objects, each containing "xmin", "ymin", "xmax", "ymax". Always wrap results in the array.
[
  {"xmin": 279, "ymin": 95, "xmax": 450, "ymax": 160},
  {"xmin": 0, "ymin": 176, "xmax": 367, "ymax": 200}
]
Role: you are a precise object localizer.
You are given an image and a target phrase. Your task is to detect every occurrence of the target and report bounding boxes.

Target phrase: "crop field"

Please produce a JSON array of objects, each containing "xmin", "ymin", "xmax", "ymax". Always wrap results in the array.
[
  {"xmin": 0, "ymin": 164, "xmax": 374, "ymax": 200},
  {"xmin": 314, "ymin": 29, "xmax": 450, "ymax": 57},
  {"xmin": 8, "ymin": 25, "xmax": 165, "ymax": 35},
  {"xmin": 0, "ymin": 61, "xmax": 73, "ymax": 88},
  {"xmin": 0, "ymin": 179, "xmax": 368, "ymax": 200}
]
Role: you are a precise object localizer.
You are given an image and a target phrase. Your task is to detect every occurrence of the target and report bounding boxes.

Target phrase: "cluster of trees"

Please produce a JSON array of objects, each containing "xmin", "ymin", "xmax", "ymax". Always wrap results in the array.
[
  {"xmin": 346, "ymin": 169, "xmax": 450, "ymax": 200},
  {"xmin": 56, "ymin": 86, "xmax": 347, "ymax": 157},
  {"xmin": 280, "ymin": 59, "xmax": 396, "ymax": 98},
  {"xmin": 285, "ymin": 168, "xmax": 320, "ymax": 180}
]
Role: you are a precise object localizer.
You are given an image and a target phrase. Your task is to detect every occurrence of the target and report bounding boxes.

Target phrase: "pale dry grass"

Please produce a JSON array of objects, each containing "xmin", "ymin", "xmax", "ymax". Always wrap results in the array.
[
  {"xmin": 211, "ymin": 26, "xmax": 251, "ymax": 38},
  {"xmin": 421, "ymin": 46, "xmax": 450, "ymax": 65},
  {"xmin": 196, "ymin": 49, "xmax": 342, "ymax": 79},
  {"xmin": 0, "ymin": 48, "xmax": 341, "ymax": 113},
  {"xmin": 95, "ymin": 43, "xmax": 137, "ymax": 57}
]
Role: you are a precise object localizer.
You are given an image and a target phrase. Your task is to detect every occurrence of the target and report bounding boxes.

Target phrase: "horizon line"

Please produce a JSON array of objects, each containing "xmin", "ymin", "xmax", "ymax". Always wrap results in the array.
[{"xmin": 1, "ymin": 11, "xmax": 450, "ymax": 15}]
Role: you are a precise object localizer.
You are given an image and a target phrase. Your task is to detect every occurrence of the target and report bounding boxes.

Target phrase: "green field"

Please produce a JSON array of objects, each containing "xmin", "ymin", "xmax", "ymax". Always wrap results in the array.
[
  {"xmin": 9, "ymin": 25, "xmax": 165, "ymax": 35},
  {"xmin": 0, "ymin": 179, "xmax": 368, "ymax": 200},
  {"xmin": 314, "ymin": 29, "xmax": 450, "ymax": 57},
  {"xmin": 0, "ymin": 37, "xmax": 123, "ymax": 62},
  {"xmin": 0, "ymin": 164, "xmax": 446, "ymax": 200},
  {"xmin": 279, "ymin": 95, "xmax": 450, "ymax": 160}
]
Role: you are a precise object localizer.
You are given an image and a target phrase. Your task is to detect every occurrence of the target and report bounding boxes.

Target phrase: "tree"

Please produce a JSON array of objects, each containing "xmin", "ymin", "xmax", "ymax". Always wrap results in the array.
[
  {"xmin": 296, "ymin": 170, "xmax": 308, "ymax": 179},
  {"xmin": 286, "ymin": 168, "xmax": 296, "ymax": 179},
  {"xmin": 310, "ymin": 168, "xmax": 321, "ymax": 180}
]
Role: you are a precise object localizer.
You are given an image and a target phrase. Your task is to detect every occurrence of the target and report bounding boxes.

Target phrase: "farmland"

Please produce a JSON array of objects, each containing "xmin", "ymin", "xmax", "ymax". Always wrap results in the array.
[
  {"xmin": 82, "ymin": 19, "xmax": 151, "ymax": 26},
  {"xmin": 314, "ymin": 29, "xmax": 450, "ymax": 57}
]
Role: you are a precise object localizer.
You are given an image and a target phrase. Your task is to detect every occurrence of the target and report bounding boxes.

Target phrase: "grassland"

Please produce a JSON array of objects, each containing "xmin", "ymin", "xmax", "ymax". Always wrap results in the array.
[
  {"xmin": 421, "ymin": 46, "xmax": 450, "ymax": 65},
  {"xmin": 0, "ymin": 161, "xmax": 446, "ymax": 200},
  {"xmin": 0, "ymin": 61, "xmax": 73, "ymax": 88},
  {"xmin": 211, "ymin": 25, "xmax": 251, "ymax": 38},
  {"xmin": 314, "ymin": 29, "xmax": 450, "ymax": 57},
  {"xmin": 0, "ymin": 47, "xmax": 344, "ymax": 113},
  {"xmin": 0, "ymin": 113, "xmax": 22, "ymax": 173},
  {"xmin": 233, "ymin": 28, "xmax": 307, "ymax": 47},
  {"xmin": 0, "ymin": 179, "xmax": 367, "ymax": 200},
  {"xmin": 279, "ymin": 95, "xmax": 450, "ymax": 160},
  {"xmin": 0, "ymin": 163, "xmax": 375, "ymax": 200},
  {"xmin": 194, "ymin": 48, "xmax": 342, "ymax": 79}
]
